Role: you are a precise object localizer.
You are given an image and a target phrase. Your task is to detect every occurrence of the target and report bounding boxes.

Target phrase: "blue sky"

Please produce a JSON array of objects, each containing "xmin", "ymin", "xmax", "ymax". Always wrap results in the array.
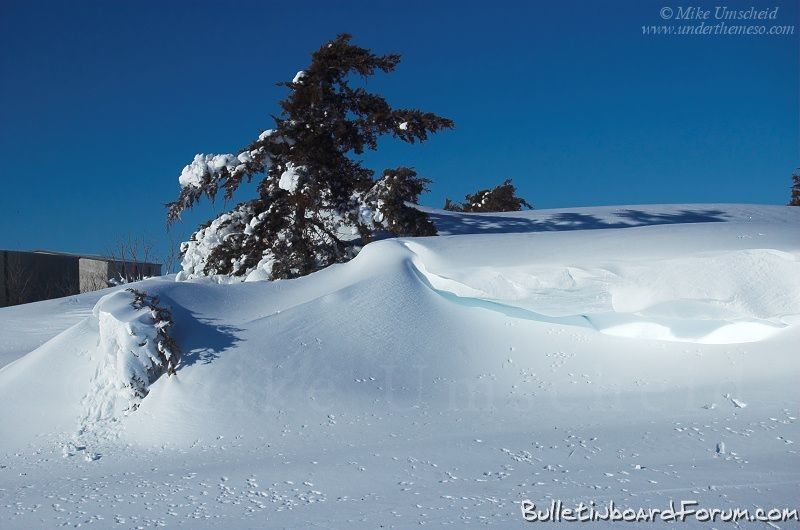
[{"xmin": 1, "ymin": 0, "xmax": 797, "ymax": 262}]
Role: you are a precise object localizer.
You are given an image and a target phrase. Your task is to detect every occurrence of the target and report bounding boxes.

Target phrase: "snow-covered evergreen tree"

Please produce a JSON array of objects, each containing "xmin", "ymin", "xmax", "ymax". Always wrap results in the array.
[
  {"xmin": 444, "ymin": 179, "xmax": 532, "ymax": 213},
  {"xmin": 790, "ymin": 169, "xmax": 800, "ymax": 206},
  {"xmin": 168, "ymin": 35, "xmax": 453, "ymax": 280}
]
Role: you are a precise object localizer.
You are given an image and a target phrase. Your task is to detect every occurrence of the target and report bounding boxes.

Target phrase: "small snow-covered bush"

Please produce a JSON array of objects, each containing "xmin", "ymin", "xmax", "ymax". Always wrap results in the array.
[
  {"xmin": 127, "ymin": 288, "xmax": 180, "ymax": 378},
  {"xmin": 94, "ymin": 289, "xmax": 180, "ymax": 409}
]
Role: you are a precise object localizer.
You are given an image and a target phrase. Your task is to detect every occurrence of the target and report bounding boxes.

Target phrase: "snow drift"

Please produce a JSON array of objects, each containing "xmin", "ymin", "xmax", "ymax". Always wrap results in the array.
[
  {"xmin": 411, "ymin": 245, "xmax": 800, "ymax": 344},
  {"xmin": 0, "ymin": 204, "xmax": 798, "ymax": 528}
]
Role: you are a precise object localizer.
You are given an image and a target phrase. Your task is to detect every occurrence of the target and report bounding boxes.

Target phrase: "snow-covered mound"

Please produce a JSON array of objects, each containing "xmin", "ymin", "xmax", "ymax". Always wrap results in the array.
[
  {"xmin": 0, "ymin": 204, "xmax": 798, "ymax": 528},
  {"xmin": 408, "ymin": 243, "xmax": 800, "ymax": 345}
]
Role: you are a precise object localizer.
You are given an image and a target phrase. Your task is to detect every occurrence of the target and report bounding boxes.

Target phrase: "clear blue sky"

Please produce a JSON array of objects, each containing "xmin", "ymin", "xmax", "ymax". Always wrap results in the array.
[{"xmin": 1, "ymin": 0, "xmax": 797, "ymax": 262}]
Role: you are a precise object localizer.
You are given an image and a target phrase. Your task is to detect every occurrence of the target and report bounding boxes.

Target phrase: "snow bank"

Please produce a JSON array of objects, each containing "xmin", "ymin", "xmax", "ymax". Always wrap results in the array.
[
  {"xmin": 51, "ymin": 287, "xmax": 180, "ymax": 449},
  {"xmin": 92, "ymin": 289, "xmax": 178, "ymax": 405},
  {"xmin": 408, "ymin": 245, "xmax": 800, "ymax": 344},
  {"xmin": 1, "ymin": 204, "xmax": 798, "ymax": 528}
]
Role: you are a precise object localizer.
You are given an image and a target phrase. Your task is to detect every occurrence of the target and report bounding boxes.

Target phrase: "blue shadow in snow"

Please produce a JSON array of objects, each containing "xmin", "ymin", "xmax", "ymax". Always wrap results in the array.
[
  {"xmin": 167, "ymin": 303, "xmax": 243, "ymax": 369},
  {"xmin": 426, "ymin": 208, "xmax": 729, "ymax": 235}
]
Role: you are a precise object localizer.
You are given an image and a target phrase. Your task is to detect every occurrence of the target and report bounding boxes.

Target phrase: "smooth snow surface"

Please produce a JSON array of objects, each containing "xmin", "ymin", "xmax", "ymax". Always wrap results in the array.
[
  {"xmin": 411, "ymin": 245, "xmax": 799, "ymax": 344},
  {"xmin": 0, "ymin": 204, "xmax": 798, "ymax": 528}
]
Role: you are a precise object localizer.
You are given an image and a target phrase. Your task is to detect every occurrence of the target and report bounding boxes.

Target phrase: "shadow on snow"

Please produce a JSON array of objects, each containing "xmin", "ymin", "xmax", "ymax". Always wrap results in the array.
[
  {"xmin": 168, "ymin": 304, "xmax": 243, "ymax": 369},
  {"xmin": 427, "ymin": 208, "xmax": 728, "ymax": 235}
]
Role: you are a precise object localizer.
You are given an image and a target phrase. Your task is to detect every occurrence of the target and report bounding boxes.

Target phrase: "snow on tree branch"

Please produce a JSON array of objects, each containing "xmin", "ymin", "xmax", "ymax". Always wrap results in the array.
[{"xmin": 167, "ymin": 34, "xmax": 453, "ymax": 279}]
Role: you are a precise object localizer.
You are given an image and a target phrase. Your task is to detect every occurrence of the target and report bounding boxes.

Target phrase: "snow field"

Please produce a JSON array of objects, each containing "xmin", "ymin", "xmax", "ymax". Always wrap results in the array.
[{"xmin": 0, "ymin": 204, "xmax": 797, "ymax": 528}]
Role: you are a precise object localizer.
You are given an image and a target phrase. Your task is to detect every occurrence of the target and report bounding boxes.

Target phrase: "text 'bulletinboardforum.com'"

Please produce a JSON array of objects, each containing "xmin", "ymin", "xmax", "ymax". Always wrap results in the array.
[{"xmin": 520, "ymin": 500, "xmax": 799, "ymax": 523}]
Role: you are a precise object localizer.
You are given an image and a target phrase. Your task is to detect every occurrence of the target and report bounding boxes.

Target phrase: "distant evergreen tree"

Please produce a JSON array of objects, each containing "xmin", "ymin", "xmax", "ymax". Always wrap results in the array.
[
  {"xmin": 790, "ymin": 168, "xmax": 800, "ymax": 206},
  {"xmin": 444, "ymin": 179, "xmax": 532, "ymax": 213},
  {"xmin": 168, "ymin": 35, "xmax": 453, "ymax": 280},
  {"xmin": 443, "ymin": 198, "xmax": 463, "ymax": 212}
]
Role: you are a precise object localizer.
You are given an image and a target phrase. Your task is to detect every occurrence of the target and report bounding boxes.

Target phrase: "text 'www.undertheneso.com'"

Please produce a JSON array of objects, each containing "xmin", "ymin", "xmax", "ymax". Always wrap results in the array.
[
  {"xmin": 642, "ymin": 6, "xmax": 795, "ymax": 36},
  {"xmin": 520, "ymin": 500, "xmax": 799, "ymax": 523}
]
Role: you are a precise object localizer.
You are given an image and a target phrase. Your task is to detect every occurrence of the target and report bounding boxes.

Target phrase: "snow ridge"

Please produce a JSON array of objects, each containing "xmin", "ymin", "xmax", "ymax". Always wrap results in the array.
[{"xmin": 401, "ymin": 242, "xmax": 800, "ymax": 345}]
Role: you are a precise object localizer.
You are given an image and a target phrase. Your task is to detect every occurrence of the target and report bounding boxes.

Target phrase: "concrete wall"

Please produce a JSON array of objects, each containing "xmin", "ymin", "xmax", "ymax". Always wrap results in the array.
[
  {"xmin": 0, "ymin": 253, "xmax": 5, "ymax": 307},
  {"xmin": 104, "ymin": 261, "xmax": 161, "ymax": 285},
  {"xmin": 1, "ymin": 251, "xmax": 162, "ymax": 307},
  {"xmin": 0, "ymin": 251, "xmax": 80, "ymax": 306},
  {"xmin": 78, "ymin": 259, "xmax": 163, "ymax": 294},
  {"xmin": 78, "ymin": 258, "xmax": 111, "ymax": 294}
]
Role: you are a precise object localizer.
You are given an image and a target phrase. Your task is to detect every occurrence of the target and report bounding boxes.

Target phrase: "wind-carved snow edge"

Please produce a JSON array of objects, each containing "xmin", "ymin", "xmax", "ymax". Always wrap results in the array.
[{"xmin": 76, "ymin": 288, "xmax": 181, "ymax": 448}]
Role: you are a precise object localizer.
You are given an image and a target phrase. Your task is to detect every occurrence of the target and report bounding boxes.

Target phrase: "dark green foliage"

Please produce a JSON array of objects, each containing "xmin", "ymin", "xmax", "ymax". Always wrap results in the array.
[
  {"xmin": 168, "ymin": 35, "xmax": 453, "ymax": 280},
  {"xmin": 790, "ymin": 169, "xmax": 800, "ymax": 206},
  {"xmin": 443, "ymin": 198, "xmax": 461, "ymax": 212},
  {"xmin": 363, "ymin": 167, "xmax": 437, "ymax": 240},
  {"xmin": 444, "ymin": 179, "xmax": 532, "ymax": 213}
]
